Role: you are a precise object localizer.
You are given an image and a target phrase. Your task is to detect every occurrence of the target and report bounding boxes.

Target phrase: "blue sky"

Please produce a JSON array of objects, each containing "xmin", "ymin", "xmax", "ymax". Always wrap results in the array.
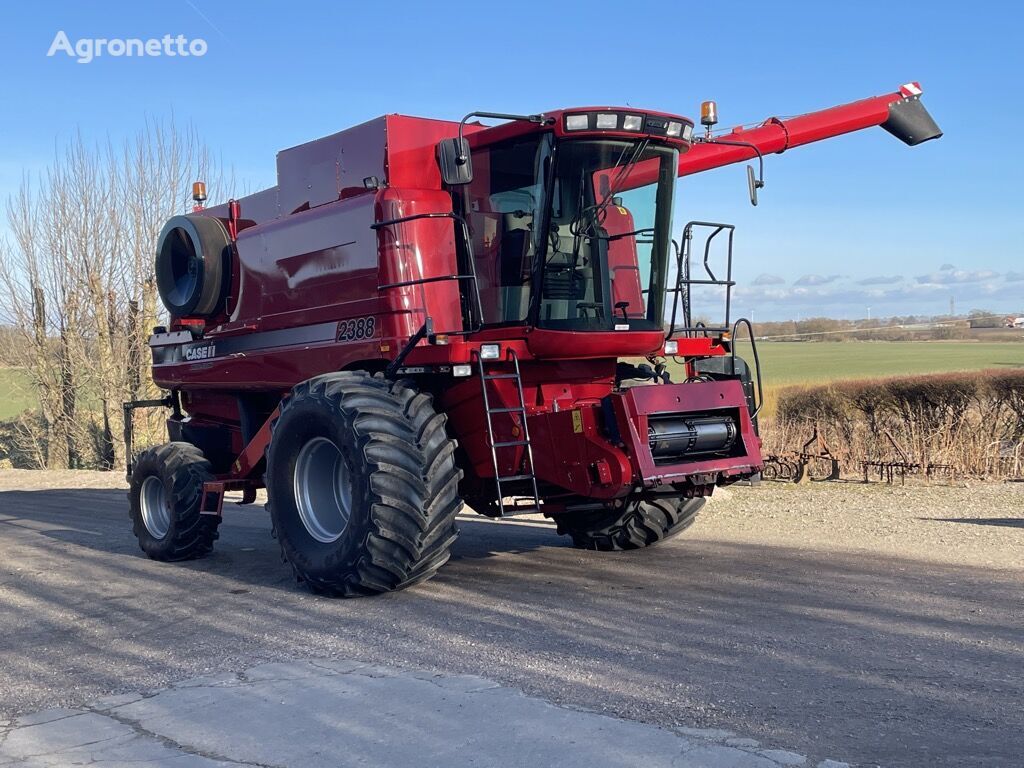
[{"xmin": 2, "ymin": 1, "xmax": 1021, "ymax": 320}]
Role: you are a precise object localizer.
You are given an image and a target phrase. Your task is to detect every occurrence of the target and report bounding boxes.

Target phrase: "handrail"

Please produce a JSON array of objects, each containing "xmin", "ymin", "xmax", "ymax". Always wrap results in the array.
[
  {"xmin": 372, "ymin": 210, "xmax": 484, "ymax": 332},
  {"xmin": 666, "ymin": 221, "xmax": 736, "ymax": 340},
  {"xmin": 377, "ymin": 273, "xmax": 479, "ymax": 291},
  {"xmin": 730, "ymin": 317, "xmax": 763, "ymax": 419}
]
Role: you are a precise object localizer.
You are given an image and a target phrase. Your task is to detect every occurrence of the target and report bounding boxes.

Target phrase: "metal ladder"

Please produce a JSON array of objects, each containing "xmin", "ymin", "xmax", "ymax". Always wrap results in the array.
[{"xmin": 477, "ymin": 349, "xmax": 540, "ymax": 516}]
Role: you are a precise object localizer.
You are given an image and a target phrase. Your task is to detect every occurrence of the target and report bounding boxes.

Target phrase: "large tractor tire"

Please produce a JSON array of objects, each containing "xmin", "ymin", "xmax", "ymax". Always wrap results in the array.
[
  {"xmin": 128, "ymin": 442, "xmax": 221, "ymax": 561},
  {"xmin": 155, "ymin": 214, "xmax": 230, "ymax": 317},
  {"xmin": 555, "ymin": 496, "xmax": 705, "ymax": 551},
  {"xmin": 265, "ymin": 371, "xmax": 463, "ymax": 597}
]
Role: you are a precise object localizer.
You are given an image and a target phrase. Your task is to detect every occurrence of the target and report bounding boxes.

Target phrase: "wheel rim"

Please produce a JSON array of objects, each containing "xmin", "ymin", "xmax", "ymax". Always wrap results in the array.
[
  {"xmin": 140, "ymin": 475, "xmax": 171, "ymax": 540},
  {"xmin": 293, "ymin": 436, "xmax": 353, "ymax": 543}
]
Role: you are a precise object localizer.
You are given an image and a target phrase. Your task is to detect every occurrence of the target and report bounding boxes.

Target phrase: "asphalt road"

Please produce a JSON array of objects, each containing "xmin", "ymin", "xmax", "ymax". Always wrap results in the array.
[{"xmin": 1, "ymin": 479, "xmax": 1021, "ymax": 767}]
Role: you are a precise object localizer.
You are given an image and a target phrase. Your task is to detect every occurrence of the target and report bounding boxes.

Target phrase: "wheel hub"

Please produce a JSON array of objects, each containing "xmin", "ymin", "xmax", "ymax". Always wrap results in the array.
[
  {"xmin": 293, "ymin": 436, "xmax": 353, "ymax": 543},
  {"xmin": 139, "ymin": 475, "xmax": 171, "ymax": 539}
]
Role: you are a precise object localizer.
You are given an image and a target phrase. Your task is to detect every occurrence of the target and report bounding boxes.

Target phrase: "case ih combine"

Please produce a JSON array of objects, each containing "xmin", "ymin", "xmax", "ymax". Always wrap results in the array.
[{"xmin": 126, "ymin": 83, "xmax": 940, "ymax": 595}]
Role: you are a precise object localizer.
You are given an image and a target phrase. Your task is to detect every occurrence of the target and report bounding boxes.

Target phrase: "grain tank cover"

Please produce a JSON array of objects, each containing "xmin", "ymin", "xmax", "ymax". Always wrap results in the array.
[{"xmin": 275, "ymin": 117, "xmax": 388, "ymax": 215}]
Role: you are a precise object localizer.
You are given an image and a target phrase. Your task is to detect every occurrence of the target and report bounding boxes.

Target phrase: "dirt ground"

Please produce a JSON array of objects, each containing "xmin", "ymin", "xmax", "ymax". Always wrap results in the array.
[{"xmin": 0, "ymin": 470, "xmax": 1022, "ymax": 767}]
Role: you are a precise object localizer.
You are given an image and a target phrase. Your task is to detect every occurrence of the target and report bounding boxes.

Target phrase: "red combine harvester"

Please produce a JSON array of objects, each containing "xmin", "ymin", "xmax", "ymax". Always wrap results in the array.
[{"xmin": 126, "ymin": 84, "xmax": 941, "ymax": 595}]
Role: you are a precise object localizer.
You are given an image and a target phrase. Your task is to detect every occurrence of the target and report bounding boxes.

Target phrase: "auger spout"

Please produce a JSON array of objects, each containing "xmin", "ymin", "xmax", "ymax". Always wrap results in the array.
[{"xmin": 678, "ymin": 83, "xmax": 941, "ymax": 178}]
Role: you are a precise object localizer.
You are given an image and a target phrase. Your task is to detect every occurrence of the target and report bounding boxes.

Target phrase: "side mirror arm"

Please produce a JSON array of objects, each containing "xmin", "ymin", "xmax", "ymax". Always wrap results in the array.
[
  {"xmin": 694, "ymin": 137, "xmax": 765, "ymax": 206},
  {"xmin": 455, "ymin": 111, "xmax": 549, "ymax": 164}
]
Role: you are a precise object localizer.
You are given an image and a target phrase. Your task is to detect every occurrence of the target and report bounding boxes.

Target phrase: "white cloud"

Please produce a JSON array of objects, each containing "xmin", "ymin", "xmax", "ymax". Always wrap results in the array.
[
  {"xmin": 714, "ymin": 263, "xmax": 1022, "ymax": 320},
  {"xmin": 793, "ymin": 274, "xmax": 842, "ymax": 287},
  {"xmin": 915, "ymin": 267, "xmax": 999, "ymax": 285},
  {"xmin": 856, "ymin": 275, "xmax": 903, "ymax": 286}
]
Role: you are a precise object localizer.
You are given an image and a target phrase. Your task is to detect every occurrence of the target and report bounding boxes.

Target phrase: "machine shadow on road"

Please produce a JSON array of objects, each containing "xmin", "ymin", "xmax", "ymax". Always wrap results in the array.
[
  {"xmin": 923, "ymin": 516, "xmax": 1024, "ymax": 528},
  {"xmin": 1, "ymin": 487, "xmax": 1022, "ymax": 767}
]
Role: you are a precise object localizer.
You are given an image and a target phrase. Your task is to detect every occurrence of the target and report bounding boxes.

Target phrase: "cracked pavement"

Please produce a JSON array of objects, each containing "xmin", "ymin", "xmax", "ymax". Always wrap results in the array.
[{"xmin": 0, "ymin": 659, "xmax": 834, "ymax": 767}]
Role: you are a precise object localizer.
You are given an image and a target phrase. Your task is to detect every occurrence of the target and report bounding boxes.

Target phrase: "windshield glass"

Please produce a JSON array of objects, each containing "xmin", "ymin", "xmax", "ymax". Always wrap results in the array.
[
  {"xmin": 461, "ymin": 135, "xmax": 676, "ymax": 330},
  {"xmin": 538, "ymin": 139, "xmax": 677, "ymax": 331}
]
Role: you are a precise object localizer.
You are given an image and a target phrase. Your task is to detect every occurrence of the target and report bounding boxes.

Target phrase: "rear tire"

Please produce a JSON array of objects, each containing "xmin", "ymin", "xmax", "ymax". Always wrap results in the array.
[
  {"xmin": 265, "ymin": 371, "xmax": 463, "ymax": 597},
  {"xmin": 555, "ymin": 496, "xmax": 704, "ymax": 551},
  {"xmin": 128, "ymin": 442, "xmax": 220, "ymax": 561}
]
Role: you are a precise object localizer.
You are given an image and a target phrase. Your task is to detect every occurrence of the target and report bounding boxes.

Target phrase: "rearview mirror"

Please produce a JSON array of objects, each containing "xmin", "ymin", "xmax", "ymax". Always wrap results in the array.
[
  {"xmin": 746, "ymin": 164, "xmax": 759, "ymax": 207},
  {"xmin": 437, "ymin": 138, "xmax": 473, "ymax": 185}
]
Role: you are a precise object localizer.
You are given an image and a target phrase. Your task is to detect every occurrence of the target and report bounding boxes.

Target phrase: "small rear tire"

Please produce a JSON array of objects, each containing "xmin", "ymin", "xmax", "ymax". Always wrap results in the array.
[
  {"xmin": 128, "ymin": 442, "xmax": 220, "ymax": 561},
  {"xmin": 555, "ymin": 496, "xmax": 704, "ymax": 551}
]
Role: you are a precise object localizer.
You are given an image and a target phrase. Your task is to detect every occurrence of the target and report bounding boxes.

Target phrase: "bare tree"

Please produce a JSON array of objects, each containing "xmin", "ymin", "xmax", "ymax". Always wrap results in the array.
[{"xmin": 0, "ymin": 120, "xmax": 232, "ymax": 469}]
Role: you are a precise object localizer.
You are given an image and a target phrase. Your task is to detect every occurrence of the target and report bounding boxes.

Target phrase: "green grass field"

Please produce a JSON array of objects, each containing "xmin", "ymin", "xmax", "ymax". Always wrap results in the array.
[
  {"xmin": 0, "ymin": 368, "xmax": 37, "ymax": 420},
  {"xmin": 744, "ymin": 341, "xmax": 1024, "ymax": 390}
]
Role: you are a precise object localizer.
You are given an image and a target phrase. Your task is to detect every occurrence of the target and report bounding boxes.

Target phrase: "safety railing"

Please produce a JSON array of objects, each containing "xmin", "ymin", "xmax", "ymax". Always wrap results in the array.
[
  {"xmin": 372, "ymin": 211, "xmax": 484, "ymax": 334},
  {"xmin": 666, "ymin": 221, "xmax": 736, "ymax": 339}
]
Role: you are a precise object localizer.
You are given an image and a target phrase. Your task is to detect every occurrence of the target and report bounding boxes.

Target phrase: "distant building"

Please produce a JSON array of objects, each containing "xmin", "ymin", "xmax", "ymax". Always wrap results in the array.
[{"xmin": 1003, "ymin": 316, "xmax": 1024, "ymax": 328}]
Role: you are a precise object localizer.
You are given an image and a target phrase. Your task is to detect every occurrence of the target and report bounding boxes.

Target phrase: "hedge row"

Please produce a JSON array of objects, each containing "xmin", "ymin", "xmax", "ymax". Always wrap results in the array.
[{"xmin": 773, "ymin": 369, "xmax": 1024, "ymax": 477}]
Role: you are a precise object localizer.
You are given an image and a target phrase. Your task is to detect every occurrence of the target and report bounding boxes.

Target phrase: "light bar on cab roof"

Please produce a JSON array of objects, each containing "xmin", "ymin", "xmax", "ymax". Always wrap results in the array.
[{"xmin": 562, "ymin": 111, "xmax": 692, "ymax": 138}]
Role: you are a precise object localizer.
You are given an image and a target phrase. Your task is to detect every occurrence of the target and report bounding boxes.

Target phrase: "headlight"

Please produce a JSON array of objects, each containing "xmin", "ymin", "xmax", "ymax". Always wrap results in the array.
[
  {"xmin": 666, "ymin": 121, "xmax": 683, "ymax": 138},
  {"xmin": 596, "ymin": 113, "xmax": 618, "ymax": 129},
  {"xmin": 452, "ymin": 364, "xmax": 472, "ymax": 377},
  {"xmin": 622, "ymin": 114, "xmax": 643, "ymax": 131},
  {"xmin": 664, "ymin": 340, "xmax": 678, "ymax": 356},
  {"xmin": 479, "ymin": 344, "xmax": 501, "ymax": 360},
  {"xmin": 565, "ymin": 114, "xmax": 589, "ymax": 131}
]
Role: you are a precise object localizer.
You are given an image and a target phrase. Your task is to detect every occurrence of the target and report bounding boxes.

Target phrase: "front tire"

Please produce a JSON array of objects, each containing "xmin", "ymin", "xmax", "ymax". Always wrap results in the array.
[
  {"xmin": 128, "ymin": 442, "xmax": 220, "ymax": 561},
  {"xmin": 555, "ymin": 496, "xmax": 705, "ymax": 551},
  {"xmin": 266, "ymin": 372, "xmax": 463, "ymax": 597}
]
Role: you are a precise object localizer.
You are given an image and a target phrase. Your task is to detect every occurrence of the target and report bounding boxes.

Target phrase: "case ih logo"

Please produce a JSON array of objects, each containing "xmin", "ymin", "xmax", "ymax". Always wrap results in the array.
[{"xmin": 184, "ymin": 343, "xmax": 216, "ymax": 362}]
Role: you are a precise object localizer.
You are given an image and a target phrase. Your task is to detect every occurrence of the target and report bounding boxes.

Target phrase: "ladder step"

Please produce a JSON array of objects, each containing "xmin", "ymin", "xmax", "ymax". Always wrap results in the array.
[
  {"xmin": 501, "ymin": 504, "xmax": 542, "ymax": 516},
  {"xmin": 494, "ymin": 473, "xmax": 536, "ymax": 483},
  {"xmin": 492, "ymin": 439, "xmax": 529, "ymax": 448},
  {"xmin": 487, "ymin": 406, "xmax": 526, "ymax": 414},
  {"xmin": 484, "ymin": 373, "xmax": 520, "ymax": 380}
]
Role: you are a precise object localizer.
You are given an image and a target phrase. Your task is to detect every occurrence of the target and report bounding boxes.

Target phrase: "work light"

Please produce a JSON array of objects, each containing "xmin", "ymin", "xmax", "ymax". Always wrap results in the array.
[
  {"xmin": 565, "ymin": 114, "xmax": 589, "ymax": 131},
  {"xmin": 622, "ymin": 115, "xmax": 643, "ymax": 131},
  {"xmin": 596, "ymin": 113, "xmax": 618, "ymax": 129}
]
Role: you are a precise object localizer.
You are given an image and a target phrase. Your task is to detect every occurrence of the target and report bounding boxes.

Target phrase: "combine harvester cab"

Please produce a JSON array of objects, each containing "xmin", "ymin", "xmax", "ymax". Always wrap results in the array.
[{"xmin": 125, "ymin": 84, "xmax": 940, "ymax": 595}]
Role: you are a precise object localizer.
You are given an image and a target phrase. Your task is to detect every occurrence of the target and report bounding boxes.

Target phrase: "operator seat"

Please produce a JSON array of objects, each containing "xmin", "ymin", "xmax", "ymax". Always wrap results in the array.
[{"xmin": 601, "ymin": 203, "xmax": 645, "ymax": 319}]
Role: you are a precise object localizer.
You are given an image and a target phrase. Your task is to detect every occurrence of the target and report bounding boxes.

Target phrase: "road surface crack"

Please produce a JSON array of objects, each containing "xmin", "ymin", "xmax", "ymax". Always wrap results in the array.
[{"xmin": 85, "ymin": 707, "xmax": 284, "ymax": 768}]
